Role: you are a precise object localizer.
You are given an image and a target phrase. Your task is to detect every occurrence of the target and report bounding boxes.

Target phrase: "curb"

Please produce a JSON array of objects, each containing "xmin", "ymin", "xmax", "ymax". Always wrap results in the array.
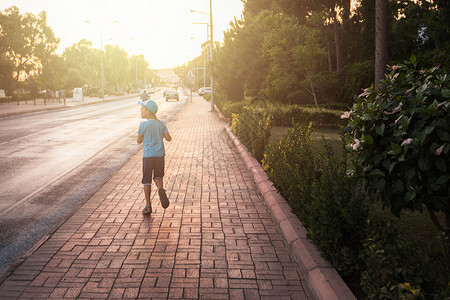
[{"xmin": 221, "ymin": 120, "xmax": 356, "ymax": 300}]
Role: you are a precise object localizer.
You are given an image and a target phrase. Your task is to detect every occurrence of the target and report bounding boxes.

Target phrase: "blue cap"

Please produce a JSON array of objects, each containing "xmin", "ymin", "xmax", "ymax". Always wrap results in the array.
[{"xmin": 138, "ymin": 100, "xmax": 158, "ymax": 114}]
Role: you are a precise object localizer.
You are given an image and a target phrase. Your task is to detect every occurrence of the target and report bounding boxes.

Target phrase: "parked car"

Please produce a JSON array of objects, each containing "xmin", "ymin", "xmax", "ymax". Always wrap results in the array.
[
  {"xmin": 198, "ymin": 87, "xmax": 211, "ymax": 96},
  {"xmin": 165, "ymin": 89, "xmax": 179, "ymax": 101}
]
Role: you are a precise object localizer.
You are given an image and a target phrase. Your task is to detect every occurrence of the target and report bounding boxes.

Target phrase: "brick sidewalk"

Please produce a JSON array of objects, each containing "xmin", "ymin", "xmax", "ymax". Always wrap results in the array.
[{"xmin": 0, "ymin": 96, "xmax": 315, "ymax": 299}]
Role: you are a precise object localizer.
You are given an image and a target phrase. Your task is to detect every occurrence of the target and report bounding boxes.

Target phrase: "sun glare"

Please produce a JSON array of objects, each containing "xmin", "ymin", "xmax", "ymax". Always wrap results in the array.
[{"xmin": 1, "ymin": 0, "xmax": 244, "ymax": 69}]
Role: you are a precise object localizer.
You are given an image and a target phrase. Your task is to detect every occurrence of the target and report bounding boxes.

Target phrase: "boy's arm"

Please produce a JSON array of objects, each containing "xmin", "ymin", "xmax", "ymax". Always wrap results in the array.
[
  {"xmin": 137, "ymin": 134, "xmax": 143, "ymax": 144},
  {"xmin": 164, "ymin": 131, "xmax": 172, "ymax": 142}
]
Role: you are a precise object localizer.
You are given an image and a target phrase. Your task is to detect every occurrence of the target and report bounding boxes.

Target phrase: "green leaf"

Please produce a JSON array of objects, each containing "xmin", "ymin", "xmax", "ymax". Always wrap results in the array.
[
  {"xmin": 393, "ymin": 180, "xmax": 404, "ymax": 192},
  {"xmin": 363, "ymin": 134, "xmax": 374, "ymax": 145},
  {"xmin": 375, "ymin": 123, "xmax": 385, "ymax": 136},
  {"xmin": 388, "ymin": 142, "xmax": 402, "ymax": 155},
  {"xmin": 362, "ymin": 113, "xmax": 374, "ymax": 121},
  {"xmin": 369, "ymin": 168, "xmax": 385, "ymax": 177},
  {"xmin": 418, "ymin": 158, "xmax": 431, "ymax": 172},
  {"xmin": 389, "ymin": 162, "xmax": 398, "ymax": 173},
  {"xmin": 424, "ymin": 126, "xmax": 435, "ymax": 135},
  {"xmin": 373, "ymin": 154, "xmax": 383, "ymax": 165},
  {"xmin": 405, "ymin": 190, "xmax": 416, "ymax": 201},
  {"xmin": 371, "ymin": 179, "xmax": 385, "ymax": 191},
  {"xmin": 405, "ymin": 168, "xmax": 415, "ymax": 180},
  {"xmin": 441, "ymin": 89, "xmax": 450, "ymax": 98},
  {"xmin": 435, "ymin": 158, "xmax": 447, "ymax": 172},
  {"xmin": 435, "ymin": 176, "xmax": 448, "ymax": 185}
]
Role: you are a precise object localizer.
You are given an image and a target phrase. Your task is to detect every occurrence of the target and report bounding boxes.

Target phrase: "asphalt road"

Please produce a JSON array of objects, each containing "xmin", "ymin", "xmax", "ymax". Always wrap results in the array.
[{"xmin": 0, "ymin": 90, "xmax": 187, "ymax": 275}]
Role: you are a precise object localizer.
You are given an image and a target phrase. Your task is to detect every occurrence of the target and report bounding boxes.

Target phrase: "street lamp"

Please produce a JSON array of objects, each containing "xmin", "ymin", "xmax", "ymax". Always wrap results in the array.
[
  {"xmin": 84, "ymin": 20, "xmax": 118, "ymax": 100},
  {"xmin": 190, "ymin": 2, "xmax": 214, "ymax": 112}
]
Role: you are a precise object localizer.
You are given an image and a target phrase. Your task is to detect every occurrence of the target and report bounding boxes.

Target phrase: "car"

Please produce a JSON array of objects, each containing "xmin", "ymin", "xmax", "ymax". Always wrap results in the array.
[
  {"xmin": 165, "ymin": 89, "xmax": 179, "ymax": 101},
  {"xmin": 198, "ymin": 87, "xmax": 211, "ymax": 96}
]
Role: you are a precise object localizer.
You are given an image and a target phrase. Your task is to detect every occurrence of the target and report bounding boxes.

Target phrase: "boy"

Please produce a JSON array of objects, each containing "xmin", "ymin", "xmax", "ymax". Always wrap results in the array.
[{"xmin": 137, "ymin": 100, "xmax": 172, "ymax": 214}]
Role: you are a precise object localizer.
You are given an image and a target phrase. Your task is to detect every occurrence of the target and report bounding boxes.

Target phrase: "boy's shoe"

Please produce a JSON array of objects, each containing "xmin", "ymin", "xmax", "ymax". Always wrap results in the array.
[
  {"xmin": 158, "ymin": 188, "xmax": 169, "ymax": 209},
  {"xmin": 142, "ymin": 205, "xmax": 152, "ymax": 215}
]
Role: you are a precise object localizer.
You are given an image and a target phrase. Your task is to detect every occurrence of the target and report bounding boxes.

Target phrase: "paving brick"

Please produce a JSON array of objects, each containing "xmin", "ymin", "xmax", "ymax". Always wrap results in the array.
[{"xmin": 0, "ymin": 96, "xmax": 316, "ymax": 300}]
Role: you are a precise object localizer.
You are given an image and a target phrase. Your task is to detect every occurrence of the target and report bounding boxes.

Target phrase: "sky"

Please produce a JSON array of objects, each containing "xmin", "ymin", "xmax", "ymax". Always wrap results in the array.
[{"xmin": 0, "ymin": 0, "xmax": 245, "ymax": 69}]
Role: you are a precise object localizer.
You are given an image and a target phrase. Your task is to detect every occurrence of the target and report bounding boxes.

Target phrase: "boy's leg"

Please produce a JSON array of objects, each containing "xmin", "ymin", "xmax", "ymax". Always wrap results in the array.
[
  {"xmin": 154, "ymin": 158, "xmax": 169, "ymax": 209},
  {"xmin": 154, "ymin": 177, "xmax": 169, "ymax": 209},
  {"xmin": 154, "ymin": 178, "xmax": 163, "ymax": 189},
  {"xmin": 144, "ymin": 185, "xmax": 152, "ymax": 207},
  {"xmin": 142, "ymin": 158, "xmax": 153, "ymax": 214}
]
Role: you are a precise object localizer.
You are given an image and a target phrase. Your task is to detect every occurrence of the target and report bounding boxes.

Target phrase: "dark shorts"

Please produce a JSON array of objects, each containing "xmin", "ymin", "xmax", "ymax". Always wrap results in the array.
[{"xmin": 142, "ymin": 157, "xmax": 165, "ymax": 185}]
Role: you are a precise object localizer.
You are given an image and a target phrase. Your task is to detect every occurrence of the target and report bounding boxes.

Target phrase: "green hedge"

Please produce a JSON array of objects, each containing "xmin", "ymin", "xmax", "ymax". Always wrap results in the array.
[
  {"xmin": 262, "ymin": 124, "xmax": 370, "ymax": 285},
  {"xmin": 231, "ymin": 106, "xmax": 272, "ymax": 161},
  {"xmin": 222, "ymin": 101, "xmax": 248, "ymax": 119},
  {"xmin": 261, "ymin": 122, "xmax": 449, "ymax": 298},
  {"xmin": 266, "ymin": 104, "xmax": 345, "ymax": 127}
]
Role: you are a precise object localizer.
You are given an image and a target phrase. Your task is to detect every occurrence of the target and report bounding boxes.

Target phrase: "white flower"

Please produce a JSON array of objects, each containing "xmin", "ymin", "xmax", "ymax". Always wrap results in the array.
[
  {"xmin": 394, "ymin": 115, "xmax": 403, "ymax": 125},
  {"xmin": 352, "ymin": 139, "xmax": 361, "ymax": 151},
  {"xmin": 340, "ymin": 111, "xmax": 351, "ymax": 119},
  {"xmin": 392, "ymin": 102, "xmax": 403, "ymax": 113},
  {"xmin": 391, "ymin": 65, "xmax": 402, "ymax": 70},
  {"xmin": 401, "ymin": 138, "xmax": 413, "ymax": 146},
  {"xmin": 436, "ymin": 144, "xmax": 445, "ymax": 156},
  {"xmin": 358, "ymin": 89, "xmax": 371, "ymax": 98},
  {"xmin": 437, "ymin": 101, "xmax": 447, "ymax": 108},
  {"xmin": 383, "ymin": 103, "xmax": 403, "ymax": 115}
]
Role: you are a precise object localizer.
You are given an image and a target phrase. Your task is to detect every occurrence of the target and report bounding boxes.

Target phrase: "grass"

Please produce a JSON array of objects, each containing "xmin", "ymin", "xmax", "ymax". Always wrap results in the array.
[
  {"xmin": 373, "ymin": 203, "xmax": 446, "ymax": 248},
  {"xmin": 271, "ymin": 126, "xmax": 344, "ymax": 154}
]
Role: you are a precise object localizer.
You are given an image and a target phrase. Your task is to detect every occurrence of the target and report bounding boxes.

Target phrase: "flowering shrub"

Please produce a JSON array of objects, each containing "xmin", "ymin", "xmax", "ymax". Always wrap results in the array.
[{"xmin": 343, "ymin": 56, "xmax": 450, "ymax": 242}]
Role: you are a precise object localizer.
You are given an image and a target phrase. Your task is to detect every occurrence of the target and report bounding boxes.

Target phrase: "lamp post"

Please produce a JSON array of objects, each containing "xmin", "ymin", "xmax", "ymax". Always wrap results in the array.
[
  {"xmin": 190, "ymin": 2, "xmax": 214, "ymax": 111},
  {"xmin": 84, "ymin": 20, "xmax": 117, "ymax": 100}
]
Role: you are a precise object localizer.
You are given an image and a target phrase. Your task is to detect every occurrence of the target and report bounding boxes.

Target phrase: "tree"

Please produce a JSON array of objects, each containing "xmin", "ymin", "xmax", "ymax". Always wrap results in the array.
[
  {"xmin": 214, "ymin": 12, "xmax": 281, "ymax": 101},
  {"xmin": 375, "ymin": 0, "xmax": 388, "ymax": 85},
  {"xmin": 104, "ymin": 45, "xmax": 128, "ymax": 93},
  {"xmin": 38, "ymin": 54, "xmax": 65, "ymax": 91},
  {"xmin": 0, "ymin": 6, "xmax": 59, "ymax": 93},
  {"xmin": 292, "ymin": 29, "xmax": 327, "ymax": 108},
  {"xmin": 63, "ymin": 39, "xmax": 99, "ymax": 89},
  {"xmin": 263, "ymin": 15, "xmax": 327, "ymax": 105}
]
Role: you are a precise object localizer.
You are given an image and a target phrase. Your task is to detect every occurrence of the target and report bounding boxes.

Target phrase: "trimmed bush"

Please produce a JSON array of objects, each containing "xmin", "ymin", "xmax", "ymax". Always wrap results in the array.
[
  {"xmin": 263, "ymin": 126, "xmax": 370, "ymax": 284},
  {"xmin": 268, "ymin": 104, "xmax": 344, "ymax": 127},
  {"xmin": 307, "ymin": 143, "xmax": 369, "ymax": 282},
  {"xmin": 222, "ymin": 101, "xmax": 248, "ymax": 119},
  {"xmin": 262, "ymin": 123, "xmax": 316, "ymax": 216},
  {"xmin": 231, "ymin": 106, "xmax": 272, "ymax": 161}
]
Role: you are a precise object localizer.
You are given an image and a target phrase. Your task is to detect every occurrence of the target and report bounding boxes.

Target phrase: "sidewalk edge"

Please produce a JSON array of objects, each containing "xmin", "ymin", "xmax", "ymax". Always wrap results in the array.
[
  {"xmin": 223, "ymin": 124, "xmax": 357, "ymax": 300},
  {"xmin": 0, "ymin": 94, "xmax": 137, "ymax": 118}
]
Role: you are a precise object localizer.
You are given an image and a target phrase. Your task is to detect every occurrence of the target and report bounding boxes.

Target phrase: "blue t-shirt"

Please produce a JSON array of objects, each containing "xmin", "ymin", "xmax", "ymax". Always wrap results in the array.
[{"xmin": 138, "ymin": 119, "xmax": 168, "ymax": 157}]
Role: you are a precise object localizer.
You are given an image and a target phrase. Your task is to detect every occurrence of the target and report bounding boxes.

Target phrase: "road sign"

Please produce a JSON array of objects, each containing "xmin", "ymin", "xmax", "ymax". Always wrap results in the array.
[{"xmin": 186, "ymin": 70, "xmax": 195, "ymax": 85}]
